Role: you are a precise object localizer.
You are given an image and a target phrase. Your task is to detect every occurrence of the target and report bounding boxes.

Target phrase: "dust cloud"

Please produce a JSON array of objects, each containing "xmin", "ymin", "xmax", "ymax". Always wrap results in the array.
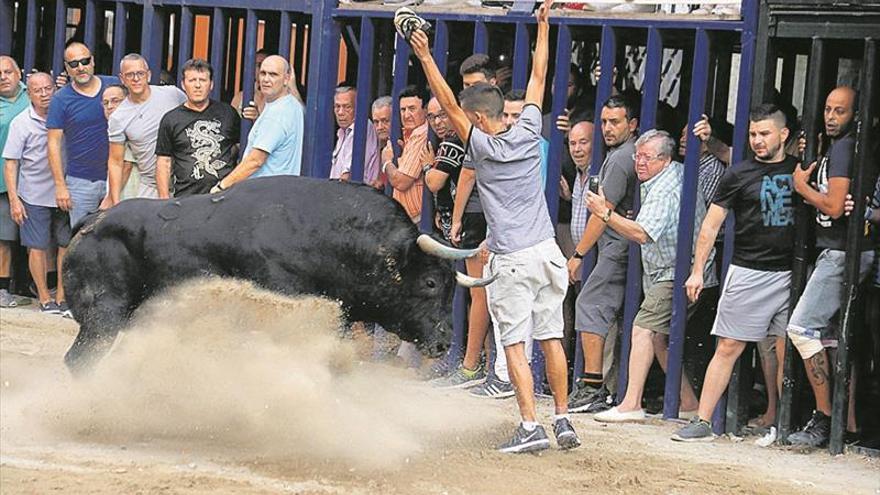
[{"xmin": 5, "ymin": 279, "xmax": 505, "ymax": 468}]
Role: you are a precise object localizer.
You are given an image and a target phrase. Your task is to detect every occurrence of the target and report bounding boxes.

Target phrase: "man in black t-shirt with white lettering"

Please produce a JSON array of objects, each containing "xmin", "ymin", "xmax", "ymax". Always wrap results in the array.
[
  {"xmin": 786, "ymin": 86, "xmax": 874, "ymax": 448},
  {"xmin": 155, "ymin": 59, "xmax": 240, "ymax": 198},
  {"xmin": 672, "ymin": 104, "xmax": 796, "ymax": 442}
]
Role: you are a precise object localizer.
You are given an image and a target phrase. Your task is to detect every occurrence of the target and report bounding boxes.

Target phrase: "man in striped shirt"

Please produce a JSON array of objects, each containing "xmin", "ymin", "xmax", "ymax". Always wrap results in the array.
[{"xmin": 381, "ymin": 85, "xmax": 430, "ymax": 223}]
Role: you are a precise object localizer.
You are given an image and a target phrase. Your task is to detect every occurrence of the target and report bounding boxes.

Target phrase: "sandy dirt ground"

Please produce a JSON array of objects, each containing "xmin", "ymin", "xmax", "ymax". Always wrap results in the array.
[{"xmin": 1, "ymin": 280, "xmax": 878, "ymax": 495}]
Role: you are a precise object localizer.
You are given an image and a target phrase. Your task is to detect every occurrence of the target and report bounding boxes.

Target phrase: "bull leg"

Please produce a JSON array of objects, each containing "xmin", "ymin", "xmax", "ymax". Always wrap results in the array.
[{"xmin": 64, "ymin": 299, "xmax": 130, "ymax": 376}]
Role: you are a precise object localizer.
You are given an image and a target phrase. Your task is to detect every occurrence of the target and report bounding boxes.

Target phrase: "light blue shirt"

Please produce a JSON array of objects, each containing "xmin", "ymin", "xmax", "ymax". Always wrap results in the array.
[{"xmin": 246, "ymin": 94, "xmax": 303, "ymax": 178}]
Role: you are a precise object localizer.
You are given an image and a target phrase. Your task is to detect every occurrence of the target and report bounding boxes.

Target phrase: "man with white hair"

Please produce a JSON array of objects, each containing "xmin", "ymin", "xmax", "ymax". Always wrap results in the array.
[
  {"xmin": 107, "ymin": 53, "xmax": 186, "ymax": 203},
  {"xmin": 330, "ymin": 86, "xmax": 380, "ymax": 184},
  {"xmin": 211, "ymin": 55, "xmax": 304, "ymax": 191},
  {"xmin": 585, "ymin": 129, "xmax": 714, "ymax": 423}
]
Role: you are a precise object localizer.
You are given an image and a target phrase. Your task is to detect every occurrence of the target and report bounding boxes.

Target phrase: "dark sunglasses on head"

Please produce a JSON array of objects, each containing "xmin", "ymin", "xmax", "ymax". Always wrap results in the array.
[{"xmin": 65, "ymin": 57, "xmax": 92, "ymax": 69}]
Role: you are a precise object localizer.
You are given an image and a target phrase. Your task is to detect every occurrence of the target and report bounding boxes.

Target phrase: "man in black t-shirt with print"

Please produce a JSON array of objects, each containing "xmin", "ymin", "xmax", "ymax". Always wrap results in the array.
[
  {"xmin": 786, "ymin": 86, "xmax": 874, "ymax": 448},
  {"xmin": 155, "ymin": 59, "xmax": 240, "ymax": 198},
  {"xmin": 672, "ymin": 104, "xmax": 796, "ymax": 442}
]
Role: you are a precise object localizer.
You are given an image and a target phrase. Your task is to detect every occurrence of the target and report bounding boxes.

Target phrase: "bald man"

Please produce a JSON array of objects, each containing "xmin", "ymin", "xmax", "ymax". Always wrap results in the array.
[
  {"xmin": 786, "ymin": 86, "xmax": 874, "ymax": 448},
  {"xmin": 0, "ymin": 56, "xmax": 29, "ymax": 307},
  {"xmin": 211, "ymin": 55, "xmax": 304, "ymax": 192}
]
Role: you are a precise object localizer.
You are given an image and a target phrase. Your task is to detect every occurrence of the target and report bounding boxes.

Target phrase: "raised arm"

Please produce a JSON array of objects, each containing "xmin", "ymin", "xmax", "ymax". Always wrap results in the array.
[
  {"xmin": 525, "ymin": 0, "xmax": 553, "ymax": 109},
  {"xmin": 409, "ymin": 30, "xmax": 472, "ymax": 143}
]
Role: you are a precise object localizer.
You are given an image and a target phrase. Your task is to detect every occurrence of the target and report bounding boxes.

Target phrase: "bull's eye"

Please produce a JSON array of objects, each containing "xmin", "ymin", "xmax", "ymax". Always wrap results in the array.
[{"xmin": 426, "ymin": 278, "xmax": 437, "ymax": 289}]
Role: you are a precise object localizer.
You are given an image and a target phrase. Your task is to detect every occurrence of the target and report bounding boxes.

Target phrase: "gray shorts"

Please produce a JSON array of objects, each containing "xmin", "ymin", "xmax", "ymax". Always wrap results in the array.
[
  {"xmin": 788, "ymin": 249, "xmax": 875, "ymax": 345},
  {"xmin": 711, "ymin": 264, "xmax": 791, "ymax": 342},
  {"xmin": 486, "ymin": 238, "xmax": 567, "ymax": 347},
  {"xmin": 575, "ymin": 238, "xmax": 628, "ymax": 338},
  {"xmin": 0, "ymin": 193, "xmax": 19, "ymax": 241}
]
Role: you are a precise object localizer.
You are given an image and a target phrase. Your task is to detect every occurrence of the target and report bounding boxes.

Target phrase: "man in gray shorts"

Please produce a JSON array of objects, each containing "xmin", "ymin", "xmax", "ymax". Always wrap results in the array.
[
  {"xmin": 673, "ymin": 103, "xmax": 797, "ymax": 442},
  {"xmin": 409, "ymin": 0, "xmax": 581, "ymax": 453},
  {"xmin": 786, "ymin": 86, "xmax": 874, "ymax": 447},
  {"xmin": 565, "ymin": 94, "xmax": 639, "ymax": 413},
  {"xmin": 583, "ymin": 130, "xmax": 716, "ymax": 423}
]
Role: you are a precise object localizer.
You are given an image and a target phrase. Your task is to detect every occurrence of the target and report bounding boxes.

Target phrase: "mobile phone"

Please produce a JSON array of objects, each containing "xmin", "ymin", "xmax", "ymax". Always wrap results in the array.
[{"xmin": 588, "ymin": 176, "xmax": 600, "ymax": 194}]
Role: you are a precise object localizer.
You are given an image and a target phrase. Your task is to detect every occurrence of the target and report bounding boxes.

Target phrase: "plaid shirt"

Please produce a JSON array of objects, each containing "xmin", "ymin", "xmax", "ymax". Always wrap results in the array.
[
  {"xmin": 636, "ymin": 161, "xmax": 717, "ymax": 287},
  {"xmin": 570, "ymin": 169, "xmax": 589, "ymax": 244},
  {"xmin": 698, "ymin": 153, "xmax": 725, "ymax": 204}
]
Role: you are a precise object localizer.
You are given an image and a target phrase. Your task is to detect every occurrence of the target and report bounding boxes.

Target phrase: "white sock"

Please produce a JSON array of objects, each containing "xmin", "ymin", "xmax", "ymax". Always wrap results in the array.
[
  {"xmin": 521, "ymin": 421, "xmax": 539, "ymax": 431},
  {"xmin": 554, "ymin": 414, "xmax": 569, "ymax": 423}
]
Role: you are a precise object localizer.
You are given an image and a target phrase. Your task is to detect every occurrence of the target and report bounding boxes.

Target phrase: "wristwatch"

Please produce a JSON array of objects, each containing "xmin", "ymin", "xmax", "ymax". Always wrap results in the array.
[
  {"xmin": 572, "ymin": 251, "xmax": 583, "ymax": 260},
  {"xmin": 601, "ymin": 209, "xmax": 612, "ymax": 223}
]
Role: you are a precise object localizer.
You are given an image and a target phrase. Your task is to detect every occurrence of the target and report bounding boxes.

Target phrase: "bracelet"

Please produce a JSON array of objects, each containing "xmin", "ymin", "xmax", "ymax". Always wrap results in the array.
[
  {"xmin": 572, "ymin": 251, "xmax": 583, "ymax": 260},
  {"xmin": 601, "ymin": 209, "xmax": 612, "ymax": 223},
  {"xmin": 383, "ymin": 161, "xmax": 394, "ymax": 174}
]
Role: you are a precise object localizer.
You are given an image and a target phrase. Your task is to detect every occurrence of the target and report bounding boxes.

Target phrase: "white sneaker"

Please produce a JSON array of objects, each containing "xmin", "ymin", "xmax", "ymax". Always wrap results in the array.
[
  {"xmin": 712, "ymin": 5, "xmax": 740, "ymax": 16},
  {"xmin": 594, "ymin": 406, "xmax": 646, "ymax": 423},
  {"xmin": 608, "ymin": 3, "xmax": 655, "ymax": 13}
]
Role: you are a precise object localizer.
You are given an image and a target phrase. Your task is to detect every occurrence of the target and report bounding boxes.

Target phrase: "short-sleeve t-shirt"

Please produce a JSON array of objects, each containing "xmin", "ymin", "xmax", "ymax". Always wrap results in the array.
[
  {"xmin": 46, "ymin": 75, "xmax": 119, "ymax": 182},
  {"xmin": 598, "ymin": 136, "xmax": 638, "ymax": 247},
  {"xmin": 815, "ymin": 132, "xmax": 865, "ymax": 251},
  {"xmin": 0, "ymin": 82, "xmax": 30, "ymax": 193},
  {"xmin": 2, "ymin": 106, "xmax": 56, "ymax": 207},
  {"xmin": 712, "ymin": 155, "xmax": 797, "ymax": 271},
  {"xmin": 155, "ymin": 100, "xmax": 241, "ymax": 197},
  {"xmin": 466, "ymin": 104, "xmax": 554, "ymax": 254},
  {"xmin": 108, "ymin": 85, "xmax": 187, "ymax": 187},
  {"xmin": 246, "ymin": 94, "xmax": 304, "ymax": 178},
  {"xmin": 432, "ymin": 135, "xmax": 466, "ymax": 213}
]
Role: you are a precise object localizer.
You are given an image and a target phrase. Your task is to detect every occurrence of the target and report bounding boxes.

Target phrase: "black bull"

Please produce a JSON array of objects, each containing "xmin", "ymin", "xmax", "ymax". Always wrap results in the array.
[{"xmin": 62, "ymin": 176, "xmax": 487, "ymax": 374}]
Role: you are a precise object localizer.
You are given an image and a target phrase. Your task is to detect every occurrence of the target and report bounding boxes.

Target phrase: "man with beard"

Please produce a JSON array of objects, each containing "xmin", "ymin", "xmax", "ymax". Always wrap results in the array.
[{"xmin": 155, "ymin": 59, "xmax": 240, "ymax": 198}]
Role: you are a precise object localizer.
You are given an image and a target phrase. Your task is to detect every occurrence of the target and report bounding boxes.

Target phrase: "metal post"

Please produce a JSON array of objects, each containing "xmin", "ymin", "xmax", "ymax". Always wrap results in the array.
[
  {"xmin": 302, "ymin": 0, "xmax": 340, "ymax": 177},
  {"xmin": 23, "ymin": 0, "xmax": 37, "ymax": 73},
  {"xmin": 176, "ymin": 5, "xmax": 194, "ymax": 84},
  {"xmin": 389, "ymin": 38, "xmax": 409, "ymax": 161},
  {"xmin": 512, "ymin": 22, "xmax": 529, "ymax": 91},
  {"xmin": 238, "ymin": 9, "xmax": 259, "ymax": 149},
  {"xmin": 52, "ymin": 0, "xmax": 67, "ymax": 77},
  {"xmin": 210, "ymin": 7, "xmax": 226, "ymax": 102},
  {"xmin": 279, "ymin": 11, "xmax": 292, "ymax": 60},
  {"xmin": 473, "ymin": 21, "xmax": 488, "ymax": 54},
  {"xmin": 545, "ymin": 24, "xmax": 569, "ymax": 222},
  {"xmin": 830, "ymin": 38, "xmax": 876, "ymax": 456},
  {"xmin": 112, "ymin": 2, "xmax": 127, "ymax": 73},
  {"xmin": 350, "ymin": 16, "xmax": 376, "ymax": 184},
  {"xmin": 141, "ymin": 1, "xmax": 165, "ymax": 85},
  {"xmin": 0, "ymin": 0, "xmax": 12, "ymax": 56},
  {"xmin": 83, "ymin": 0, "xmax": 97, "ymax": 56},
  {"xmin": 664, "ymin": 28, "xmax": 710, "ymax": 420}
]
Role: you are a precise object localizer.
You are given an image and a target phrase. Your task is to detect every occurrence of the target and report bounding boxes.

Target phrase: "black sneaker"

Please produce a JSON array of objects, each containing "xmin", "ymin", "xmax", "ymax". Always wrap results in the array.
[
  {"xmin": 469, "ymin": 373, "xmax": 515, "ymax": 399},
  {"xmin": 552, "ymin": 417, "xmax": 581, "ymax": 450},
  {"xmin": 671, "ymin": 417, "xmax": 715, "ymax": 442},
  {"xmin": 787, "ymin": 410, "xmax": 831, "ymax": 448},
  {"xmin": 568, "ymin": 383, "xmax": 612, "ymax": 413},
  {"xmin": 497, "ymin": 424, "xmax": 550, "ymax": 454},
  {"xmin": 39, "ymin": 301, "xmax": 63, "ymax": 315}
]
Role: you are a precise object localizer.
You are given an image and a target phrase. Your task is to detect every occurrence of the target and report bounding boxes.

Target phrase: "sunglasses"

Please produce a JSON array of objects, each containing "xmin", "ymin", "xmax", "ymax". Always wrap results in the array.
[{"xmin": 65, "ymin": 57, "xmax": 92, "ymax": 69}]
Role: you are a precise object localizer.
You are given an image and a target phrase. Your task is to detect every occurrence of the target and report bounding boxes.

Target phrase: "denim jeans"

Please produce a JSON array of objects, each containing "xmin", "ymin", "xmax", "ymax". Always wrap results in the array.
[{"xmin": 66, "ymin": 175, "xmax": 106, "ymax": 228}]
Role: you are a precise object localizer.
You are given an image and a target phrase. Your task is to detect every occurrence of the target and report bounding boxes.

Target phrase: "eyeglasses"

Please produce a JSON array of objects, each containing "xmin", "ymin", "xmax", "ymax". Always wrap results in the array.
[
  {"xmin": 65, "ymin": 57, "xmax": 92, "ymax": 69},
  {"xmin": 427, "ymin": 111, "xmax": 447, "ymax": 122},
  {"xmin": 123, "ymin": 70, "xmax": 149, "ymax": 81},
  {"xmin": 632, "ymin": 153, "xmax": 663, "ymax": 162}
]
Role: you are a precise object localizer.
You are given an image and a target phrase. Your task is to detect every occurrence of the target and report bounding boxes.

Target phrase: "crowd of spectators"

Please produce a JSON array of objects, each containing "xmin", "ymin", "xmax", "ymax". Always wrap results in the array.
[{"xmin": 1, "ymin": 0, "xmax": 878, "ymax": 453}]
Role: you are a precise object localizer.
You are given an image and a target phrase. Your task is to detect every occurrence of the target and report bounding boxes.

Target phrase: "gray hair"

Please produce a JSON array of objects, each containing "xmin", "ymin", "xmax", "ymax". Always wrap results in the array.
[
  {"xmin": 120, "ymin": 53, "xmax": 149, "ymax": 72},
  {"xmin": 635, "ymin": 129, "xmax": 675, "ymax": 159},
  {"xmin": 372, "ymin": 96, "xmax": 392, "ymax": 113},
  {"xmin": 0, "ymin": 55, "xmax": 20, "ymax": 72},
  {"xmin": 335, "ymin": 86, "xmax": 356, "ymax": 96}
]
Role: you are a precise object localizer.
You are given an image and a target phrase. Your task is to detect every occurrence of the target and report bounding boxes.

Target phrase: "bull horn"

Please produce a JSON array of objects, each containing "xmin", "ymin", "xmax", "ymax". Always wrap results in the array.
[
  {"xmin": 417, "ymin": 234, "xmax": 480, "ymax": 260},
  {"xmin": 456, "ymin": 271, "xmax": 498, "ymax": 288}
]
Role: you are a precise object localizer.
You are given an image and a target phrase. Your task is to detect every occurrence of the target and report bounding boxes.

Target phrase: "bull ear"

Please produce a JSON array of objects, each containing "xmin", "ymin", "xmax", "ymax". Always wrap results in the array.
[
  {"xmin": 417, "ymin": 234, "xmax": 480, "ymax": 260},
  {"xmin": 455, "ymin": 271, "xmax": 497, "ymax": 288}
]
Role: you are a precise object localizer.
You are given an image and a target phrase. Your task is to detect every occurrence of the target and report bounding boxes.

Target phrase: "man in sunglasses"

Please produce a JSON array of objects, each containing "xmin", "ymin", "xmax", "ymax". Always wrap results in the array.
[
  {"xmin": 47, "ymin": 42, "xmax": 120, "ymax": 228},
  {"xmin": 107, "ymin": 53, "xmax": 186, "ymax": 203}
]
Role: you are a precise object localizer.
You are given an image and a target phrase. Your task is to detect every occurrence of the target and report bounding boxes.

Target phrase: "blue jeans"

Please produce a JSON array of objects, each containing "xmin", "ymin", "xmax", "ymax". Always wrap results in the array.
[{"xmin": 66, "ymin": 175, "xmax": 106, "ymax": 228}]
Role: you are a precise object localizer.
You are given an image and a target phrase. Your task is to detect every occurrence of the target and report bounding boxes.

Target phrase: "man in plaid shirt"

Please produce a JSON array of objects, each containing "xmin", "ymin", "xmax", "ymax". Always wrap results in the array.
[{"xmin": 585, "ymin": 129, "xmax": 718, "ymax": 422}]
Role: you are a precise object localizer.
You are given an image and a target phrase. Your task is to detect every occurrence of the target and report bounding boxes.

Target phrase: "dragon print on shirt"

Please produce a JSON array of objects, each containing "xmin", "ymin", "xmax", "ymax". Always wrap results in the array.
[{"xmin": 185, "ymin": 119, "xmax": 228, "ymax": 180}]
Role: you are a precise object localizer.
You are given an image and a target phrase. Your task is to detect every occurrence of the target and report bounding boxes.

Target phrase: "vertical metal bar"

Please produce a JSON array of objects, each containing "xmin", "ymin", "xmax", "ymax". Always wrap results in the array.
[
  {"xmin": 302, "ymin": 1, "xmax": 340, "ymax": 177},
  {"xmin": 432, "ymin": 19, "xmax": 449, "ymax": 76},
  {"xmin": 473, "ymin": 21, "xmax": 488, "ymax": 54},
  {"xmin": 389, "ymin": 38, "xmax": 410, "ymax": 162},
  {"xmin": 239, "ymin": 9, "xmax": 259, "ymax": 151},
  {"xmin": 210, "ymin": 7, "xmax": 226, "ymax": 102},
  {"xmin": 830, "ymin": 38, "xmax": 875, "ymax": 456},
  {"xmin": 574, "ymin": 26, "xmax": 616, "ymax": 383},
  {"xmin": 0, "ymin": 0, "xmax": 13, "ymax": 56},
  {"xmin": 664, "ymin": 28, "xmax": 710, "ymax": 420},
  {"xmin": 617, "ymin": 27, "xmax": 662, "ymax": 402},
  {"xmin": 293, "ymin": 15, "xmax": 307, "ymax": 86},
  {"xmin": 112, "ymin": 2, "xmax": 127, "ymax": 74},
  {"xmin": 279, "ymin": 11, "xmax": 292, "ymax": 60},
  {"xmin": 512, "ymin": 22, "xmax": 529, "ymax": 90},
  {"xmin": 83, "ymin": 0, "xmax": 97, "ymax": 54},
  {"xmin": 350, "ymin": 16, "xmax": 375, "ymax": 184},
  {"xmin": 141, "ymin": 1, "xmax": 164, "ymax": 84},
  {"xmin": 23, "ymin": 0, "xmax": 38, "ymax": 73},
  {"xmin": 545, "ymin": 24, "xmax": 569, "ymax": 223},
  {"xmin": 176, "ymin": 5, "xmax": 194, "ymax": 84},
  {"xmin": 712, "ymin": 49, "xmax": 732, "ymax": 119},
  {"xmin": 780, "ymin": 37, "xmax": 826, "ymax": 444},
  {"xmin": 52, "ymin": 0, "xmax": 67, "ymax": 77}
]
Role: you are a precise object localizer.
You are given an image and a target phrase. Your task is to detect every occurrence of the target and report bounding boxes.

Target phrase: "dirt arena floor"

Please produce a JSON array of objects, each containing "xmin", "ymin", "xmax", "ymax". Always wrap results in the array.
[{"xmin": 1, "ymin": 280, "xmax": 878, "ymax": 495}]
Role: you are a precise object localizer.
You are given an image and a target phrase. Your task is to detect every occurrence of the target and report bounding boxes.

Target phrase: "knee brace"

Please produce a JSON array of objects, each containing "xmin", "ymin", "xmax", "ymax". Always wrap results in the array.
[{"xmin": 787, "ymin": 326, "xmax": 824, "ymax": 359}]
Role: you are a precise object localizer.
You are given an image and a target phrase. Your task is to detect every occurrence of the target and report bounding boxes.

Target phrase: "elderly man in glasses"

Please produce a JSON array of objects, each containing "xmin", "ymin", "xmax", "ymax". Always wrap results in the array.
[
  {"xmin": 46, "ymin": 42, "xmax": 120, "ymax": 227},
  {"xmin": 106, "ymin": 53, "xmax": 186, "ymax": 203}
]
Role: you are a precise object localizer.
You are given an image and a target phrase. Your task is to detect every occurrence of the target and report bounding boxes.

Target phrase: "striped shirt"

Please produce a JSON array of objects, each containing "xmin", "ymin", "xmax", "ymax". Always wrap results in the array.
[
  {"xmin": 570, "ymin": 168, "xmax": 589, "ymax": 244},
  {"xmin": 393, "ymin": 122, "xmax": 429, "ymax": 222},
  {"xmin": 636, "ymin": 161, "xmax": 716, "ymax": 287},
  {"xmin": 698, "ymin": 153, "xmax": 725, "ymax": 206}
]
